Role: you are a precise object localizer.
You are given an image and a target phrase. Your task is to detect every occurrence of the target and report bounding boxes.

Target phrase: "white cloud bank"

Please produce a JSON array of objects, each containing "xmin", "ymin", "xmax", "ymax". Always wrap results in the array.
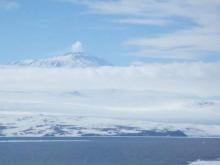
[
  {"xmin": 0, "ymin": 62, "xmax": 220, "ymax": 124},
  {"xmin": 1, "ymin": 62, "xmax": 219, "ymax": 96}
]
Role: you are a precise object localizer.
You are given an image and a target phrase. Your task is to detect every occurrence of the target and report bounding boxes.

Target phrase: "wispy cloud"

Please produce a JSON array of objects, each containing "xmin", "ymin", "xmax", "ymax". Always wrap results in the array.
[
  {"xmin": 126, "ymin": 27, "xmax": 220, "ymax": 59},
  {"xmin": 115, "ymin": 18, "xmax": 170, "ymax": 26},
  {"xmin": 0, "ymin": 0, "xmax": 20, "ymax": 11},
  {"xmin": 63, "ymin": 0, "xmax": 220, "ymax": 60}
]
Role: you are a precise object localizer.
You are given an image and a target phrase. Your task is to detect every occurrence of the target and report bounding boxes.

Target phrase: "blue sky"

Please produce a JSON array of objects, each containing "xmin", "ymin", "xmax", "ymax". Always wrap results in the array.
[{"xmin": 0, "ymin": 0, "xmax": 220, "ymax": 65}]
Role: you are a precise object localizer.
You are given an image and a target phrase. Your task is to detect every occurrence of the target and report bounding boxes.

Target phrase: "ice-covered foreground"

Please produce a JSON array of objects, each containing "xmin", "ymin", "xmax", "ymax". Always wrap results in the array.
[
  {"xmin": 0, "ymin": 63, "xmax": 220, "ymax": 136},
  {"xmin": 189, "ymin": 159, "xmax": 220, "ymax": 165},
  {"xmin": 0, "ymin": 113, "xmax": 220, "ymax": 137}
]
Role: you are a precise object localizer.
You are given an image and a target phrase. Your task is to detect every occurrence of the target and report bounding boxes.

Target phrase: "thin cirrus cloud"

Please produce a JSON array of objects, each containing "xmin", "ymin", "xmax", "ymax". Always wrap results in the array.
[
  {"xmin": 0, "ymin": 0, "xmax": 20, "ymax": 11},
  {"xmin": 64, "ymin": 0, "xmax": 220, "ymax": 60},
  {"xmin": 126, "ymin": 27, "xmax": 220, "ymax": 59},
  {"xmin": 115, "ymin": 18, "xmax": 170, "ymax": 26}
]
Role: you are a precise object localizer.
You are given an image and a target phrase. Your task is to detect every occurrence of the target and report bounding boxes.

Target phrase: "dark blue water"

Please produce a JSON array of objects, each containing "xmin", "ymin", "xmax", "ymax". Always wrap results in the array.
[{"xmin": 0, "ymin": 137, "xmax": 220, "ymax": 165}]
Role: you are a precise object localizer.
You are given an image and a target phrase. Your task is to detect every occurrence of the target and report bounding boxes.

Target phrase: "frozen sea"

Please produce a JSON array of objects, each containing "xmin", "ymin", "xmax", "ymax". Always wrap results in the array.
[{"xmin": 0, "ymin": 137, "xmax": 220, "ymax": 165}]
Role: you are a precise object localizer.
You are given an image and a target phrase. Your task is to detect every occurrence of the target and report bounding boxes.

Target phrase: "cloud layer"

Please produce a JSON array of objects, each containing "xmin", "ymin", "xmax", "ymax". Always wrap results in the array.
[
  {"xmin": 0, "ymin": 62, "xmax": 220, "ymax": 124},
  {"xmin": 1, "ymin": 62, "xmax": 219, "ymax": 96}
]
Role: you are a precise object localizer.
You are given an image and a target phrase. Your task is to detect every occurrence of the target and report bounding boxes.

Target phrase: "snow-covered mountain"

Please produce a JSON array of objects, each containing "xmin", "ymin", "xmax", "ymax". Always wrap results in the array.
[
  {"xmin": 0, "ymin": 113, "xmax": 220, "ymax": 137},
  {"xmin": 11, "ymin": 52, "xmax": 111, "ymax": 68}
]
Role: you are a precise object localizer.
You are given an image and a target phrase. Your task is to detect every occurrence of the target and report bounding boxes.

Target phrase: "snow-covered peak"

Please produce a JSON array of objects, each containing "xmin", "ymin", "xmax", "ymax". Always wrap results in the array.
[{"xmin": 11, "ymin": 51, "xmax": 111, "ymax": 68}]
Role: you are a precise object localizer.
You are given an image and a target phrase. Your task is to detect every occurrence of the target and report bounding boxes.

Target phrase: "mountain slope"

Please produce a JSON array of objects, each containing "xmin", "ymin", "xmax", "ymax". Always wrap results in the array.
[
  {"xmin": 12, "ymin": 52, "xmax": 111, "ymax": 68},
  {"xmin": 1, "ymin": 113, "xmax": 220, "ymax": 137}
]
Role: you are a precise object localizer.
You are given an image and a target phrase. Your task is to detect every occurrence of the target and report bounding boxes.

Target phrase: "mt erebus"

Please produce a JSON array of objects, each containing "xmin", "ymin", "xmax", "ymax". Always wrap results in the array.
[{"xmin": 11, "ymin": 52, "xmax": 111, "ymax": 68}]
